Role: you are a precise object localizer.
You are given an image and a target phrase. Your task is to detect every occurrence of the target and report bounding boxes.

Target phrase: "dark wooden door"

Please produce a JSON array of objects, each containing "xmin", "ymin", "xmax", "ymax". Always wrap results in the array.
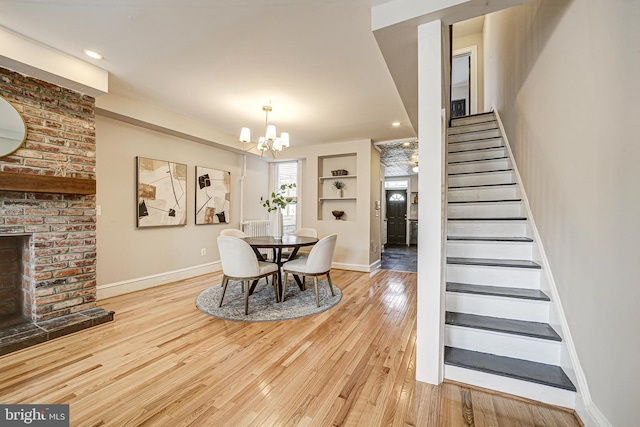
[{"xmin": 386, "ymin": 190, "xmax": 407, "ymax": 244}]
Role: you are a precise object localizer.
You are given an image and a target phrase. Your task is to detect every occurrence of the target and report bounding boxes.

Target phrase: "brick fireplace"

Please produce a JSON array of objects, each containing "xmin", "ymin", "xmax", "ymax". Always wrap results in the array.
[{"xmin": 0, "ymin": 67, "xmax": 112, "ymax": 355}]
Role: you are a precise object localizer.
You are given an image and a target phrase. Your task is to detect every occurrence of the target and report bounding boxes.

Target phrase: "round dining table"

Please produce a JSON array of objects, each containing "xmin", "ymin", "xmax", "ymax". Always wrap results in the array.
[{"xmin": 243, "ymin": 235, "xmax": 318, "ymax": 301}]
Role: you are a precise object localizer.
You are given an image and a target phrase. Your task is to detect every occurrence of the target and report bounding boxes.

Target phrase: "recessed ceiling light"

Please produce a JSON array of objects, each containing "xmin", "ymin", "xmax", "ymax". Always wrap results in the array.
[
  {"xmin": 392, "ymin": 122, "xmax": 400, "ymax": 127},
  {"xmin": 83, "ymin": 49, "xmax": 102, "ymax": 60}
]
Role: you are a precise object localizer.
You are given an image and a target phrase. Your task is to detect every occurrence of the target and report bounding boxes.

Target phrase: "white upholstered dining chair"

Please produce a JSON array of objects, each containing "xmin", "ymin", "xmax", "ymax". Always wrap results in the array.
[
  {"xmin": 217, "ymin": 236, "xmax": 279, "ymax": 315},
  {"xmin": 220, "ymin": 228, "xmax": 247, "ymax": 238},
  {"xmin": 283, "ymin": 227, "xmax": 318, "ymax": 260},
  {"xmin": 281, "ymin": 234, "xmax": 337, "ymax": 307}
]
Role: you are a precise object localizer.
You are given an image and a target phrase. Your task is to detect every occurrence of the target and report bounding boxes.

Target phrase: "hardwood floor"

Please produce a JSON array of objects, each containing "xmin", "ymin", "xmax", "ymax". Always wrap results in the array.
[{"xmin": 0, "ymin": 269, "xmax": 581, "ymax": 426}]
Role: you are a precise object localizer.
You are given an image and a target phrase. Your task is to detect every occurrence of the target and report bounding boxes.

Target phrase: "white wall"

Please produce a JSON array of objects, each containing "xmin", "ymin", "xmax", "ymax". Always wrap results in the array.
[
  {"xmin": 283, "ymin": 138, "xmax": 378, "ymax": 271},
  {"xmin": 369, "ymin": 145, "xmax": 382, "ymax": 265},
  {"xmin": 242, "ymin": 154, "xmax": 270, "ymax": 222},
  {"xmin": 484, "ymin": 1, "xmax": 640, "ymax": 425},
  {"xmin": 95, "ymin": 114, "xmax": 268, "ymax": 298}
]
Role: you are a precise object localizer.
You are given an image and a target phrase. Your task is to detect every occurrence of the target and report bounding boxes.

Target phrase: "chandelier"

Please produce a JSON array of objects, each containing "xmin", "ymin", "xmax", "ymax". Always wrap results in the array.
[{"xmin": 239, "ymin": 105, "xmax": 289, "ymax": 157}]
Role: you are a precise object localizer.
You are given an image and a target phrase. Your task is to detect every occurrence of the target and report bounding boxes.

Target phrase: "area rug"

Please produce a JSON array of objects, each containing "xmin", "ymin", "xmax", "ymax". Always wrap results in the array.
[{"xmin": 195, "ymin": 278, "xmax": 342, "ymax": 322}]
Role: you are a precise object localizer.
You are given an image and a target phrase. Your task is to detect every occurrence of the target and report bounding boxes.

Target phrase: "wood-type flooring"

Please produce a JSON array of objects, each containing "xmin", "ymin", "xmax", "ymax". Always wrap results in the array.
[{"xmin": 0, "ymin": 269, "xmax": 582, "ymax": 426}]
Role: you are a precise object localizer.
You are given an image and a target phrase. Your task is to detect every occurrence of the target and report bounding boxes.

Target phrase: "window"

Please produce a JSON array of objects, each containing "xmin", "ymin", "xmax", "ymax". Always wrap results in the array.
[
  {"xmin": 389, "ymin": 194, "xmax": 405, "ymax": 202},
  {"xmin": 274, "ymin": 161, "xmax": 298, "ymax": 235},
  {"xmin": 384, "ymin": 180, "xmax": 408, "ymax": 189}
]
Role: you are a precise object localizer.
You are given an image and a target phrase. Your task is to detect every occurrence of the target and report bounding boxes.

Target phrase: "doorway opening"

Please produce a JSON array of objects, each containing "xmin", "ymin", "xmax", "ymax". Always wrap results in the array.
[
  {"xmin": 385, "ymin": 189, "xmax": 407, "ymax": 244},
  {"xmin": 451, "ymin": 45, "xmax": 478, "ymax": 117}
]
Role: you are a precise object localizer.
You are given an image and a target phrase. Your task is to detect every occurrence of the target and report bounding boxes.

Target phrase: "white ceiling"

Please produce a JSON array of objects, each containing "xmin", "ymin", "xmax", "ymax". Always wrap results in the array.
[
  {"xmin": 0, "ymin": 1, "xmax": 494, "ymax": 177},
  {"xmin": 0, "ymin": 0, "xmax": 416, "ymax": 147}
]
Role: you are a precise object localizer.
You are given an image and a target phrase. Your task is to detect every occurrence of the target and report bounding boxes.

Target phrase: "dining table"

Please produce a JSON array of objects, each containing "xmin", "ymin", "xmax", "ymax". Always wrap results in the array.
[{"xmin": 243, "ymin": 235, "xmax": 318, "ymax": 302}]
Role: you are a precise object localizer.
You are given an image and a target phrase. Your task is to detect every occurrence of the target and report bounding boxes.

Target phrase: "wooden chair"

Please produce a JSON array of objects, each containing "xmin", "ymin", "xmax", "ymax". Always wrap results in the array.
[
  {"xmin": 217, "ymin": 236, "xmax": 279, "ymax": 315},
  {"xmin": 281, "ymin": 234, "xmax": 337, "ymax": 307}
]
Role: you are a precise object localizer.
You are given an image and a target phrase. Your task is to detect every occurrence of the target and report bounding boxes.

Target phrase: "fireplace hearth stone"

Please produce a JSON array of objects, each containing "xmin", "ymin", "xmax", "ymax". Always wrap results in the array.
[{"xmin": 0, "ymin": 307, "xmax": 113, "ymax": 356}]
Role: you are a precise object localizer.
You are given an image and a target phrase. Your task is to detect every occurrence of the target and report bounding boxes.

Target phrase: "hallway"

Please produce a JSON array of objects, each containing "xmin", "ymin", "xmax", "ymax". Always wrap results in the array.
[{"xmin": 381, "ymin": 244, "xmax": 417, "ymax": 272}]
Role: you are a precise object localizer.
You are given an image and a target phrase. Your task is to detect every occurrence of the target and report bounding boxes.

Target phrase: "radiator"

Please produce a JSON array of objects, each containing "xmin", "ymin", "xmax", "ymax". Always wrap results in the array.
[
  {"xmin": 241, "ymin": 220, "xmax": 271, "ymax": 237},
  {"xmin": 242, "ymin": 220, "xmax": 272, "ymax": 260}
]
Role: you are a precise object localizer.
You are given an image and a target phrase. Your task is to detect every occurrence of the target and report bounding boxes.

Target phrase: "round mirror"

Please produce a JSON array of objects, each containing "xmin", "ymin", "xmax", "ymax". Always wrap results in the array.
[{"xmin": 0, "ymin": 95, "xmax": 27, "ymax": 157}]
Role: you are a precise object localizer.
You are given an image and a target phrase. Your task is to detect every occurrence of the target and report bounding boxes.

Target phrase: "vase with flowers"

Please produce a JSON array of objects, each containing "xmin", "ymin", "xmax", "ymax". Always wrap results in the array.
[
  {"xmin": 260, "ymin": 183, "xmax": 296, "ymax": 239},
  {"xmin": 332, "ymin": 180, "xmax": 345, "ymax": 198}
]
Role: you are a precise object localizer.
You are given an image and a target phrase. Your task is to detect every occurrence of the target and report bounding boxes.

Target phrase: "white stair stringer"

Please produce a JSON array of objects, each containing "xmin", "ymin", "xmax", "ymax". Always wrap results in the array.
[{"xmin": 444, "ymin": 112, "xmax": 577, "ymax": 409}]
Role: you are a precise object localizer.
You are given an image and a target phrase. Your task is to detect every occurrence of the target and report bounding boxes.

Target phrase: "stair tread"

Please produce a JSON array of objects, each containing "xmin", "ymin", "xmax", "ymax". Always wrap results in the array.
[
  {"xmin": 449, "ymin": 182, "xmax": 517, "ymax": 190},
  {"xmin": 448, "ymin": 217, "xmax": 527, "ymax": 221},
  {"xmin": 447, "ymin": 257, "xmax": 541, "ymax": 269},
  {"xmin": 445, "ymin": 311, "xmax": 560, "ymax": 341},
  {"xmin": 447, "ymin": 236, "xmax": 533, "ymax": 242},
  {"xmin": 449, "ymin": 156, "xmax": 509, "ymax": 165},
  {"xmin": 448, "ymin": 145, "xmax": 504, "ymax": 154},
  {"xmin": 448, "ymin": 130, "xmax": 499, "ymax": 138},
  {"xmin": 444, "ymin": 346, "xmax": 576, "ymax": 391},
  {"xmin": 446, "ymin": 282, "xmax": 549, "ymax": 301},
  {"xmin": 448, "ymin": 168, "xmax": 513, "ymax": 176},
  {"xmin": 450, "ymin": 112, "xmax": 495, "ymax": 125},
  {"xmin": 448, "ymin": 199, "xmax": 522, "ymax": 204},
  {"xmin": 449, "ymin": 136, "xmax": 501, "ymax": 145}
]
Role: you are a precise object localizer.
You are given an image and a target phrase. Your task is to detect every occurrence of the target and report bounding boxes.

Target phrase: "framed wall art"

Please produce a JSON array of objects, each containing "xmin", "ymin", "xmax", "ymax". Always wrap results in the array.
[
  {"xmin": 136, "ymin": 156, "xmax": 187, "ymax": 227},
  {"xmin": 195, "ymin": 166, "xmax": 230, "ymax": 225}
]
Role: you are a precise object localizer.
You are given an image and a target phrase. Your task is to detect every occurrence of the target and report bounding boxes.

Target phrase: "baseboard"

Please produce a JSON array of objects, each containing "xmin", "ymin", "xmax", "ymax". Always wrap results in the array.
[
  {"xmin": 369, "ymin": 259, "xmax": 381, "ymax": 272},
  {"xmin": 97, "ymin": 261, "xmax": 221, "ymax": 300},
  {"xmin": 331, "ymin": 262, "xmax": 372, "ymax": 273},
  {"xmin": 493, "ymin": 107, "xmax": 612, "ymax": 426},
  {"xmin": 576, "ymin": 401, "xmax": 613, "ymax": 427}
]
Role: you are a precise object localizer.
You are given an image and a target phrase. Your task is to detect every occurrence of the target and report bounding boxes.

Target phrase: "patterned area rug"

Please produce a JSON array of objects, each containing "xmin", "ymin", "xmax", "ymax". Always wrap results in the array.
[{"xmin": 196, "ymin": 278, "xmax": 342, "ymax": 322}]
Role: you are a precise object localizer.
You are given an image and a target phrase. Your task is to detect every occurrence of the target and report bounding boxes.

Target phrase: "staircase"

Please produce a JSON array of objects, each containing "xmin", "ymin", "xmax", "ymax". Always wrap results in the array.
[{"xmin": 444, "ymin": 112, "xmax": 576, "ymax": 408}]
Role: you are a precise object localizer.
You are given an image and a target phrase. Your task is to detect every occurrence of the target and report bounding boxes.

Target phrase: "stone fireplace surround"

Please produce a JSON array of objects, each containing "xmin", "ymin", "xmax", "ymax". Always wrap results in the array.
[{"xmin": 0, "ymin": 67, "xmax": 113, "ymax": 355}]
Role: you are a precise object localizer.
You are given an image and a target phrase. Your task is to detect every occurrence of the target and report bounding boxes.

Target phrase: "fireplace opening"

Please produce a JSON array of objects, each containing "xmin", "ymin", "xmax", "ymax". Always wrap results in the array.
[
  {"xmin": 0, "ymin": 233, "xmax": 113, "ymax": 355},
  {"xmin": 0, "ymin": 235, "xmax": 29, "ymax": 327}
]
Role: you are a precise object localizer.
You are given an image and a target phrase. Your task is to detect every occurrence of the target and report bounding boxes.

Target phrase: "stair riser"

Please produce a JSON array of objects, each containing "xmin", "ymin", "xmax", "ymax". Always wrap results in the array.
[
  {"xmin": 447, "ymin": 220, "xmax": 527, "ymax": 237},
  {"xmin": 451, "ymin": 114, "xmax": 495, "ymax": 127},
  {"xmin": 448, "ymin": 122, "xmax": 498, "ymax": 135},
  {"xmin": 448, "ymin": 159, "xmax": 511, "ymax": 174},
  {"xmin": 448, "ymin": 187, "xmax": 520, "ymax": 202},
  {"xmin": 448, "ymin": 171, "xmax": 515, "ymax": 188},
  {"xmin": 449, "ymin": 129, "xmax": 501, "ymax": 143},
  {"xmin": 448, "ymin": 138, "xmax": 503, "ymax": 152},
  {"xmin": 448, "ymin": 147, "xmax": 507, "ymax": 163},
  {"xmin": 447, "ymin": 264, "xmax": 541, "ymax": 288},
  {"xmin": 444, "ymin": 366, "xmax": 576, "ymax": 409},
  {"xmin": 445, "ymin": 293, "xmax": 548, "ymax": 323},
  {"xmin": 446, "ymin": 241, "xmax": 533, "ymax": 260},
  {"xmin": 447, "ymin": 202, "xmax": 523, "ymax": 217}
]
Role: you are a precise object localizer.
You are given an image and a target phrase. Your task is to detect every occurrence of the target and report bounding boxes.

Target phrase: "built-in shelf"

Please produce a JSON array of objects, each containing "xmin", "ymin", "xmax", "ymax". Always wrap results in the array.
[
  {"xmin": 319, "ymin": 197, "xmax": 357, "ymax": 202},
  {"xmin": 318, "ymin": 175, "xmax": 357, "ymax": 181},
  {"xmin": 318, "ymin": 154, "xmax": 357, "ymax": 221},
  {"xmin": 0, "ymin": 171, "xmax": 96, "ymax": 195}
]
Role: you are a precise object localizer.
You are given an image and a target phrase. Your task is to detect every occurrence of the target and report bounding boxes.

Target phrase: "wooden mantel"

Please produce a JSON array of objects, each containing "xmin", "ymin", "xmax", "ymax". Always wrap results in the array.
[{"xmin": 0, "ymin": 171, "xmax": 96, "ymax": 195}]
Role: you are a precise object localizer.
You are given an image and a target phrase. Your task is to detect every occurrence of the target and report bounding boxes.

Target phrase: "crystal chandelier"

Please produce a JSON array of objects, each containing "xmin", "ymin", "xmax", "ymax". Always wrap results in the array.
[{"xmin": 239, "ymin": 105, "xmax": 289, "ymax": 157}]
